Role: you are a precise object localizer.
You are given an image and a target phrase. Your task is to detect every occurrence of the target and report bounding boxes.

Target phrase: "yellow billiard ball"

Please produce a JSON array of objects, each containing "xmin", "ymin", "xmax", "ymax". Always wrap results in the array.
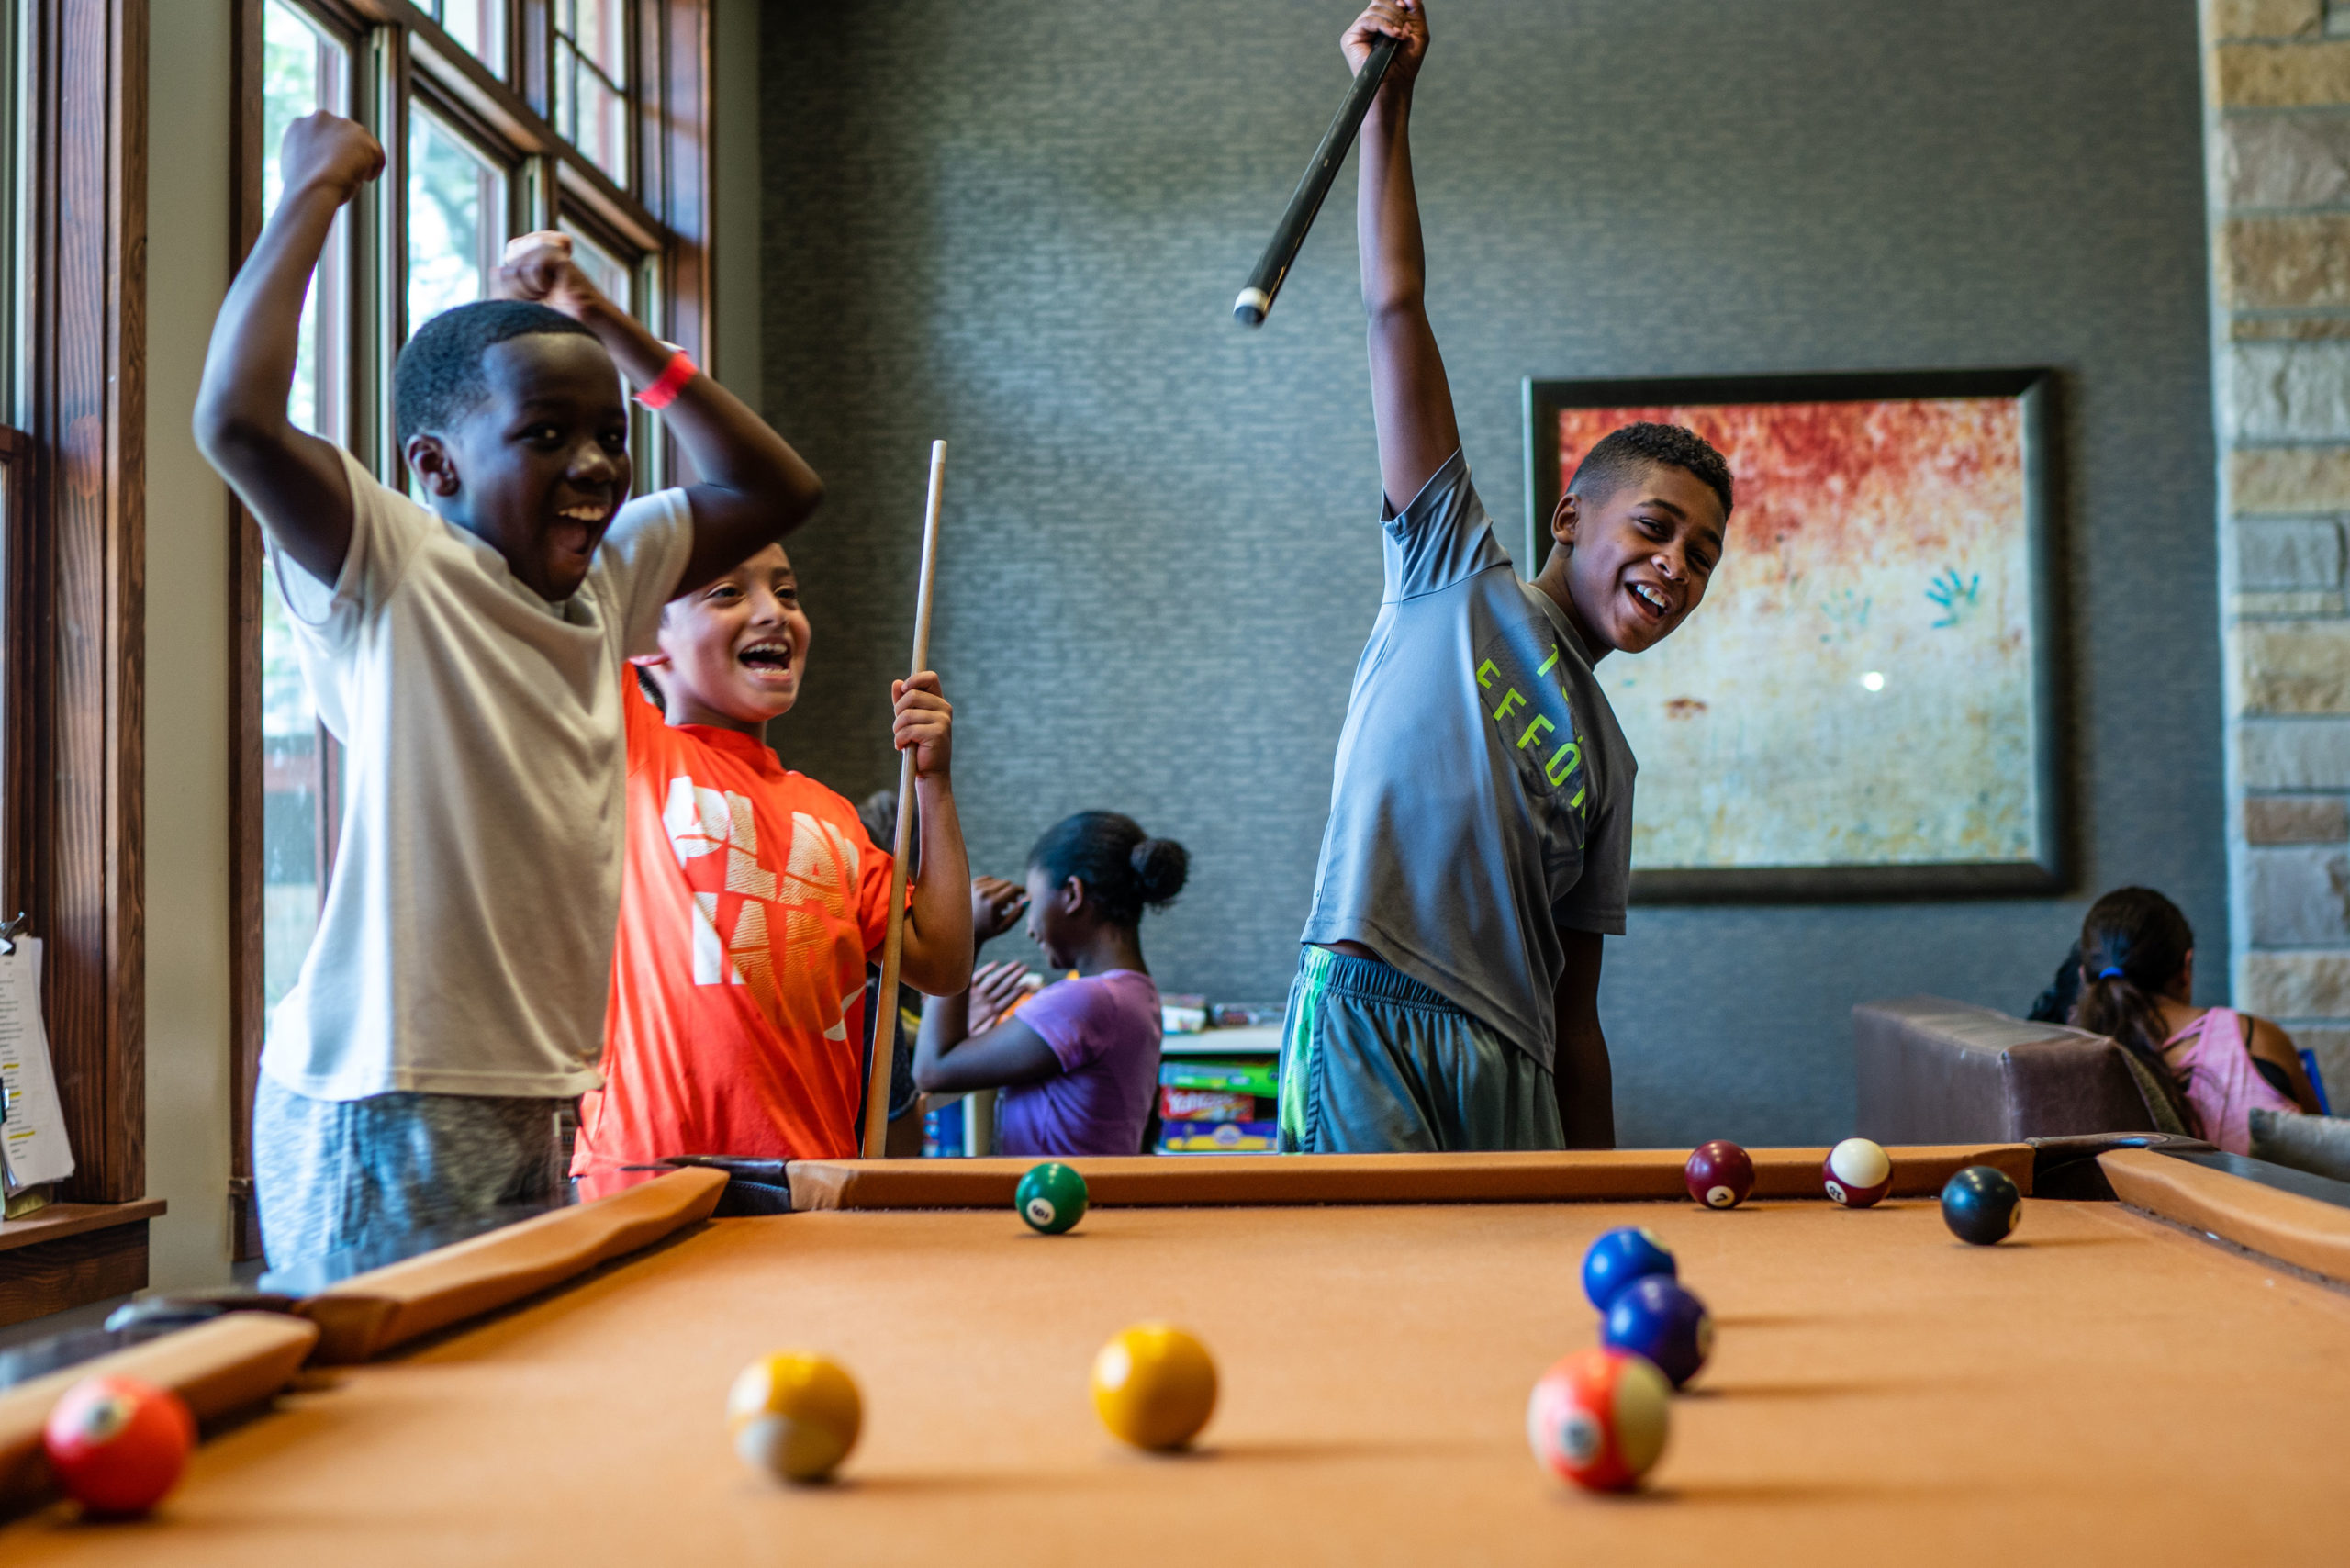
[
  {"xmin": 728, "ymin": 1351, "xmax": 862, "ymax": 1483},
  {"xmin": 1091, "ymin": 1323, "xmax": 1217, "ymax": 1450}
]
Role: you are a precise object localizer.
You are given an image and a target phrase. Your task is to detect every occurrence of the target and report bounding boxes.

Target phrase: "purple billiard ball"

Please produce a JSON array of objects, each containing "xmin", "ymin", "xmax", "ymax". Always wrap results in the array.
[{"xmin": 1601, "ymin": 1276, "xmax": 1714, "ymax": 1389}]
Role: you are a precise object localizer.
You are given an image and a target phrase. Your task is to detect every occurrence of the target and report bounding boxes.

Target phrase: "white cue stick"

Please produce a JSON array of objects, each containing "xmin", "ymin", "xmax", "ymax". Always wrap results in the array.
[{"xmin": 861, "ymin": 440, "xmax": 948, "ymax": 1159}]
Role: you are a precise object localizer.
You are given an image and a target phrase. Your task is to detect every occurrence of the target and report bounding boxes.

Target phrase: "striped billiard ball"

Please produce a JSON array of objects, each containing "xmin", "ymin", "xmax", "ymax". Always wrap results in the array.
[{"xmin": 1822, "ymin": 1137, "xmax": 1893, "ymax": 1208}]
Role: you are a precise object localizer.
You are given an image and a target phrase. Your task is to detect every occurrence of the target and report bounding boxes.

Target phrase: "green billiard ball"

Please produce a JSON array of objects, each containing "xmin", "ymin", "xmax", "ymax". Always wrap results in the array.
[{"xmin": 1016, "ymin": 1162, "xmax": 1089, "ymax": 1235}]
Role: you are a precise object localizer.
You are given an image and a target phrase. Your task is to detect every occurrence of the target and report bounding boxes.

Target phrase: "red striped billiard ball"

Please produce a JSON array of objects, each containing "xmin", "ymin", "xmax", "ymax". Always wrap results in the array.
[
  {"xmin": 1684, "ymin": 1139, "xmax": 1755, "ymax": 1209},
  {"xmin": 1526, "ymin": 1347, "xmax": 1672, "ymax": 1492},
  {"xmin": 42, "ymin": 1375, "xmax": 195, "ymax": 1516},
  {"xmin": 1823, "ymin": 1137, "xmax": 1893, "ymax": 1208}
]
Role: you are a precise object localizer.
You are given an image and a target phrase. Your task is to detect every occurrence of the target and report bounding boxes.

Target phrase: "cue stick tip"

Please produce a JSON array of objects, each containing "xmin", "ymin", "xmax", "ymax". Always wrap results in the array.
[{"xmin": 1233, "ymin": 287, "xmax": 1270, "ymax": 328}]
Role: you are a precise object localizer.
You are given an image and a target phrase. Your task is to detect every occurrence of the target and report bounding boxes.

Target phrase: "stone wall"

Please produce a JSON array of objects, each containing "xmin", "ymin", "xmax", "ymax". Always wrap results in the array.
[{"xmin": 2210, "ymin": 0, "xmax": 2350, "ymax": 1097}]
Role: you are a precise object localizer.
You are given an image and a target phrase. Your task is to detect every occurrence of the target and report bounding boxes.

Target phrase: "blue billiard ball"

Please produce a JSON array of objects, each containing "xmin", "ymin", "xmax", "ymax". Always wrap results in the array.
[
  {"xmin": 1602, "ymin": 1275, "xmax": 1714, "ymax": 1389},
  {"xmin": 1582, "ymin": 1226, "xmax": 1676, "ymax": 1311}
]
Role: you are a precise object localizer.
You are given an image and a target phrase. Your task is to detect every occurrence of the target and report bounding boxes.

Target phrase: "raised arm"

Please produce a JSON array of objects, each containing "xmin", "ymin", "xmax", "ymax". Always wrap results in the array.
[
  {"xmin": 915, "ymin": 960, "xmax": 1060, "ymax": 1095},
  {"xmin": 1553, "ymin": 928, "xmax": 1616, "ymax": 1148},
  {"xmin": 193, "ymin": 112, "xmax": 385, "ymax": 586},
  {"xmin": 494, "ymin": 234, "xmax": 824, "ymax": 597},
  {"xmin": 1348, "ymin": 0, "xmax": 1458, "ymax": 511}
]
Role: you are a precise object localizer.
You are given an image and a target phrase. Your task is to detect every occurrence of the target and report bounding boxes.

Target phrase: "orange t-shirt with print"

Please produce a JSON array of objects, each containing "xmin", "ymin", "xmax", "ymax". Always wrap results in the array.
[{"xmin": 573, "ymin": 680, "xmax": 896, "ymax": 1172}]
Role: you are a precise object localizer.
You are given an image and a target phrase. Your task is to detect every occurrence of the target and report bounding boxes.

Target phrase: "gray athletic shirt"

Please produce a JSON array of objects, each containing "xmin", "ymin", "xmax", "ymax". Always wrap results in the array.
[{"xmin": 1299, "ymin": 449, "xmax": 1634, "ymax": 1070}]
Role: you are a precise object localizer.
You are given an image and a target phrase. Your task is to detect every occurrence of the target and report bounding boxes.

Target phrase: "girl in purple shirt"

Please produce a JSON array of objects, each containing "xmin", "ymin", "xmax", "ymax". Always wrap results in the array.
[{"xmin": 914, "ymin": 812, "xmax": 1188, "ymax": 1157}]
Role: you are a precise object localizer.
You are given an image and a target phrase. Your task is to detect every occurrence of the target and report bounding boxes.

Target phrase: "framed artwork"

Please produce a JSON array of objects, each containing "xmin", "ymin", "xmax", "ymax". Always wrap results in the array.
[{"xmin": 1523, "ymin": 369, "xmax": 2063, "ymax": 902}]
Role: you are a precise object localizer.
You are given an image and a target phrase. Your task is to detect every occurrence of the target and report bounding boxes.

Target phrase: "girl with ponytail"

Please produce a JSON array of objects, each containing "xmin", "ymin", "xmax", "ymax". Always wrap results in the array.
[
  {"xmin": 914, "ymin": 812, "xmax": 1190, "ymax": 1157},
  {"xmin": 2071, "ymin": 887, "xmax": 2320, "ymax": 1152}
]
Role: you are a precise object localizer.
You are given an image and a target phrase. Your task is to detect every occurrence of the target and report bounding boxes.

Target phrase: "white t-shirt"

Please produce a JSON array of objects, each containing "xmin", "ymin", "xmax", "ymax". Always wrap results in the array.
[{"xmin": 261, "ymin": 450, "xmax": 695, "ymax": 1101}]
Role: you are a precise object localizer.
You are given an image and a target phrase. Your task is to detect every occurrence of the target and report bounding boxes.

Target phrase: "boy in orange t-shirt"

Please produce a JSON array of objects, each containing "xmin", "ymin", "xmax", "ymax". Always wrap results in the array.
[{"xmin": 572, "ymin": 543, "xmax": 973, "ymax": 1173}]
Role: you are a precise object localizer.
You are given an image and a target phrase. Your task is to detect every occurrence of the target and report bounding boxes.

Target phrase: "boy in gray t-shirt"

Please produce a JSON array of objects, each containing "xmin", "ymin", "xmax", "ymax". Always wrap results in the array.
[{"xmin": 1281, "ymin": 0, "xmax": 1734, "ymax": 1154}]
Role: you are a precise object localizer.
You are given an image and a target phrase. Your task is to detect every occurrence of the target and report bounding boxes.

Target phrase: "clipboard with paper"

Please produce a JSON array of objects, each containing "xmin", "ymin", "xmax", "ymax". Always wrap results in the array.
[{"xmin": 0, "ymin": 918, "xmax": 75, "ymax": 1195}]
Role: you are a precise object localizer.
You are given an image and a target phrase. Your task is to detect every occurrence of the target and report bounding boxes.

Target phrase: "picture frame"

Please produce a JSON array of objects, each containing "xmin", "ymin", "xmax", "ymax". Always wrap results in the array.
[{"xmin": 1523, "ymin": 369, "xmax": 2065, "ymax": 903}]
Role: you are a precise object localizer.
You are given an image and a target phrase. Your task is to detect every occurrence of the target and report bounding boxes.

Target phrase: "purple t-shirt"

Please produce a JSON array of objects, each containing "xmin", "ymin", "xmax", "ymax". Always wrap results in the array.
[{"xmin": 997, "ymin": 969, "xmax": 1162, "ymax": 1158}]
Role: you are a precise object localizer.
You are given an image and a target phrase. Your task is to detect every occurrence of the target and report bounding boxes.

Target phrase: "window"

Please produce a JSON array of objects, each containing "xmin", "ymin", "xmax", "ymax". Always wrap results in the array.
[
  {"xmin": 408, "ymin": 108, "xmax": 508, "ymax": 331},
  {"xmin": 257, "ymin": 0, "xmax": 352, "ymax": 1011},
  {"xmin": 228, "ymin": 0, "xmax": 717, "ymax": 1258},
  {"xmin": 429, "ymin": 0, "xmax": 505, "ymax": 75},
  {"xmin": 554, "ymin": 0, "xmax": 630, "ymax": 186}
]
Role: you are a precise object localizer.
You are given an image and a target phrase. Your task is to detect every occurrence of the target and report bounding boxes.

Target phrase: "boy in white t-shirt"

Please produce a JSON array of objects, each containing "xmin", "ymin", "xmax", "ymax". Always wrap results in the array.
[{"xmin": 194, "ymin": 111, "xmax": 823, "ymax": 1269}]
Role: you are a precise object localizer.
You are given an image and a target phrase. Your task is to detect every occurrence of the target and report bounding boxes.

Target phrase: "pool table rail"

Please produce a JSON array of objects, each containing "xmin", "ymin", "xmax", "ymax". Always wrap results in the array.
[{"xmin": 781, "ymin": 1145, "xmax": 2039, "ymax": 1212}]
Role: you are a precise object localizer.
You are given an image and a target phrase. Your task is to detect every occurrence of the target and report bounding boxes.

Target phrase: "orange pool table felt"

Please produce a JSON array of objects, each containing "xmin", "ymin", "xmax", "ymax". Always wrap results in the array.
[{"xmin": 6, "ymin": 1148, "xmax": 2349, "ymax": 1566}]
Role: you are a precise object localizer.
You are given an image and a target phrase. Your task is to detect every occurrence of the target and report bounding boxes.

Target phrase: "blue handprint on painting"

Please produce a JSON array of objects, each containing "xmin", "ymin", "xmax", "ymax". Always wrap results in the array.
[{"xmin": 1926, "ymin": 567, "xmax": 1981, "ymax": 629}]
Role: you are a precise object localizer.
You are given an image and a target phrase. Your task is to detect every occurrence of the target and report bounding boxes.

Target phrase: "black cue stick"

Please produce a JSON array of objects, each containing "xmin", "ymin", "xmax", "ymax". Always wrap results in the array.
[{"xmin": 1232, "ymin": 32, "xmax": 1400, "ymax": 329}]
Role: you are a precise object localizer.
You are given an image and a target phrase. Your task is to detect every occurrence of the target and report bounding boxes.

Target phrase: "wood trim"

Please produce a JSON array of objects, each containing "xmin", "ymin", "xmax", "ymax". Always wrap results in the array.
[
  {"xmin": 0, "ymin": 1197, "xmax": 167, "ymax": 1255},
  {"xmin": 15, "ymin": 0, "xmax": 148, "ymax": 1207},
  {"xmin": 226, "ymin": 0, "xmax": 267, "ymax": 1263},
  {"xmin": 0, "ymin": 1222, "xmax": 149, "ymax": 1329}
]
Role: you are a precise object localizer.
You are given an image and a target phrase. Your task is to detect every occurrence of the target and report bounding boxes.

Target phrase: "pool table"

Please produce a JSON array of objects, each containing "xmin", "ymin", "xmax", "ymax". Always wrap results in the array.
[{"xmin": 1, "ymin": 1138, "xmax": 2346, "ymax": 1564}]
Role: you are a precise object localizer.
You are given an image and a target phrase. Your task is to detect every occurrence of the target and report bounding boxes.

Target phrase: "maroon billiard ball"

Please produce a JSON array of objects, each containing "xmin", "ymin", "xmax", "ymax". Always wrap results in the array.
[
  {"xmin": 1823, "ymin": 1138, "xmax": 1893, "ymax": 1208},
  {"xmin": 1684, "ymin": 1140, "xmax": 1755, "ymax": 1209}
]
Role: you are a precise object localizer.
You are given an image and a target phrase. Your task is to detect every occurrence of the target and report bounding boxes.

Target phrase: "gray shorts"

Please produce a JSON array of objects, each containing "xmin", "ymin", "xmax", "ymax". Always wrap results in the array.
[
  {"xmin": 1277, "ymin": 946, "xmax": 1563, "ymax": 1154},
  {"xmin": 253, "ymin": 1076, "xmax": 564, "ymax": 1273}
]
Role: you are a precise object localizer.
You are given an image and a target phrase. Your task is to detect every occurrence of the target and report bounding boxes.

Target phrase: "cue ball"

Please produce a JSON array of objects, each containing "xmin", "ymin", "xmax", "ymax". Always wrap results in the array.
[
  {"xmin": 1684, "ymin": 1139, "xmax": 1755, "ymax": 1209},
  {"xmin": 1091, "ymin": 1323, "xmax": 1217, "ymax": 1450},
  {"xmin": 42, "ymin": 1375, "xmax": 195, "ymax": 1517},
  {"xmin": 1526, "ymin": 1347, "xmax": 1671, "ymax": 1492},
  {"xmin": 1940, "ymin": 1165, "xmax": 2022, "ymax": 1245},
  {"xmin": 728, "ymin": 1351, "xmax": 863, "ymax": 1483},
  {"xmin": 1822, "ymin": 1137, "xmax": 1893, "ymax": 1208},
  {"xmin": 1582, "ymin": 1226, "xmax": 1677, "ymax": 1311},
  {"xmin": 1601, "ymin": 1276, "xmax": 1715, "ymax": 1389},
  {"xmin": 1016, "ymin": 1161, "xmax": 1090, "ymax": 1235}
]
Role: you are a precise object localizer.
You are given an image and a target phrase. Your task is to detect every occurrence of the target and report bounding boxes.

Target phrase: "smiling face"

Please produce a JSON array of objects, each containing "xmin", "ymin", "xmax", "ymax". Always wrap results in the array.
[
  {"xmin": 643, "ymin": 544, "xmax": 810, "ymax": 734},
  {"xmin": 1541, "ymin": 462, "xmax": 1728, "ymax": 659},
  {"xmin": 404, "ymin": 333, "xmax": 632, "ymax": 602}
]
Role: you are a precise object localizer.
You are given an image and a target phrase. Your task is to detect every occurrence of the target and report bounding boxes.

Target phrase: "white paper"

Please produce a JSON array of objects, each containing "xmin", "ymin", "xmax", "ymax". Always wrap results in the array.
[{"xmin": 0, "ymin": 938, "xmax": 74, "ymax": 1193}]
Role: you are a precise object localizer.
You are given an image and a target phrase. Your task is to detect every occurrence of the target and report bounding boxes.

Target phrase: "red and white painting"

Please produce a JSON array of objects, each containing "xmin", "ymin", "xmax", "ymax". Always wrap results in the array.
[{"xmin": 1554, "ymin": 394, "xmax": 2038, "ymax": 871}]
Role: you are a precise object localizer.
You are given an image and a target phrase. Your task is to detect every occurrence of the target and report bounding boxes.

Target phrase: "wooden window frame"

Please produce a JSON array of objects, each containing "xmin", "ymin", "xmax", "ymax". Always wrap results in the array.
[
  {"xmin": 225, "ymin": 0, "xmax": 710, "ymax": 1260},
  {"xmin": 0, "ymin": 0, "xmax": 152, "ymax": 1326}
]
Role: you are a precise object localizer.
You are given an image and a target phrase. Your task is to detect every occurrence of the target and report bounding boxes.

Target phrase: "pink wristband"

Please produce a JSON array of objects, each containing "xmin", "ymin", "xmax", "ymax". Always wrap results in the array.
[{"xmin": 634, "ymin": 348, "xmax": 697, "ymax": 410}]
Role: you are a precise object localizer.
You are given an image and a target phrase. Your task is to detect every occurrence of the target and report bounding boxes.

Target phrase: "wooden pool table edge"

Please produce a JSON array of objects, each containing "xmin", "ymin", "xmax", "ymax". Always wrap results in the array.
[
  {"xmin": 2098, "ymin": 1148, "xmax": 2350, "ymax": 1286},
  {"xmin": 782, "ymin": 1145, "xmax": 2038, "ymax": 1211},
  {"xmin": 297, "ymin": 1166, "xmax": 729, "ymax": 1365}
]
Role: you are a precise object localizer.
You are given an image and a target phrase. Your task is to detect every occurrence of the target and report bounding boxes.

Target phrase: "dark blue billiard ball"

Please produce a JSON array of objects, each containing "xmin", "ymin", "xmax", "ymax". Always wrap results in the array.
[
  {"xmin": 1940, "ymin": 1165, "xmax": 2021, "ymax": 1246},
  {"xmin": 1582, "ymin": 1226, "xmax": 1676, "ymax": 1312},
  {"xmin": 1601, "ymin": 1275, "xmax": 1714, "ymax": 1389}
]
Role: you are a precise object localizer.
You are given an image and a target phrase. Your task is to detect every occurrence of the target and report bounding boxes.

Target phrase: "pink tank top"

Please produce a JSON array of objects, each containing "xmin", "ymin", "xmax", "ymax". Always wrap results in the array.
[{"xmin": 2163, "ymin": 1007, "xmax": 2297, "ymax": 1156}]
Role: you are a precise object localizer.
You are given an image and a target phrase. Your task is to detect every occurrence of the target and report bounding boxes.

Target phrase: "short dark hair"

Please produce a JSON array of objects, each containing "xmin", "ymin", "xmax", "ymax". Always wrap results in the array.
[
  {"xmin": 393, "ymin": 299, "xmax": 600, "ymax": 445},
  {"xmin": 1028, "ymin": 812, "xmax": 1189, "ymax": 928},
  {"xmin": 1567, "ymin": 422, "xmax": 1734, "ymax": 521}
]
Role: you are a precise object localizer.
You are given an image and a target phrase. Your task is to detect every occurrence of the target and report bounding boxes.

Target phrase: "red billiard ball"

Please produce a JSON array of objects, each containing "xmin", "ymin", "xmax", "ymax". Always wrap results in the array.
[
  {"xmin": 1823, "ymin": 1138, "xmax": 1893, "ymax": 1208},
  {"xmin": 42, "ymin": 1375, "xmax": 195, "ymax": 1516},
  {"xmin": 1684, "ymin": 1139, "xmax": 1755, "ymax": 1209},
  {"xmin": 1525, "ymin": 1347, "xmax": 1671, "ymax": 1492}
]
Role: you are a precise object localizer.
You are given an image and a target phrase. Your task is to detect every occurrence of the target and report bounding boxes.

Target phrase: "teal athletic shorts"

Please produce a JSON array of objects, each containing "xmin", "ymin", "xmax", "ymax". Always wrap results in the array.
[{"xmin": 1277, "ymin": 946, "xmax": 1564, "ymax": 1153}]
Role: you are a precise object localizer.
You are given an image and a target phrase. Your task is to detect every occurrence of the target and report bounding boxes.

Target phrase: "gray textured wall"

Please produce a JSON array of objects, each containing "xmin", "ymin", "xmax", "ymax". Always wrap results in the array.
[{"xmin": 760, "ymin": 0, "xmax": 2221, "ymax": 1146}]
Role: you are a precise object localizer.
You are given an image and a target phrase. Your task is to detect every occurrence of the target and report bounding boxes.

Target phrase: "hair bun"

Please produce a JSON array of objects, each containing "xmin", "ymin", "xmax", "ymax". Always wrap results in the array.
[{"xmin": 1129, "ymin": 836, "xmax": 1191, "ymax": 907}]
